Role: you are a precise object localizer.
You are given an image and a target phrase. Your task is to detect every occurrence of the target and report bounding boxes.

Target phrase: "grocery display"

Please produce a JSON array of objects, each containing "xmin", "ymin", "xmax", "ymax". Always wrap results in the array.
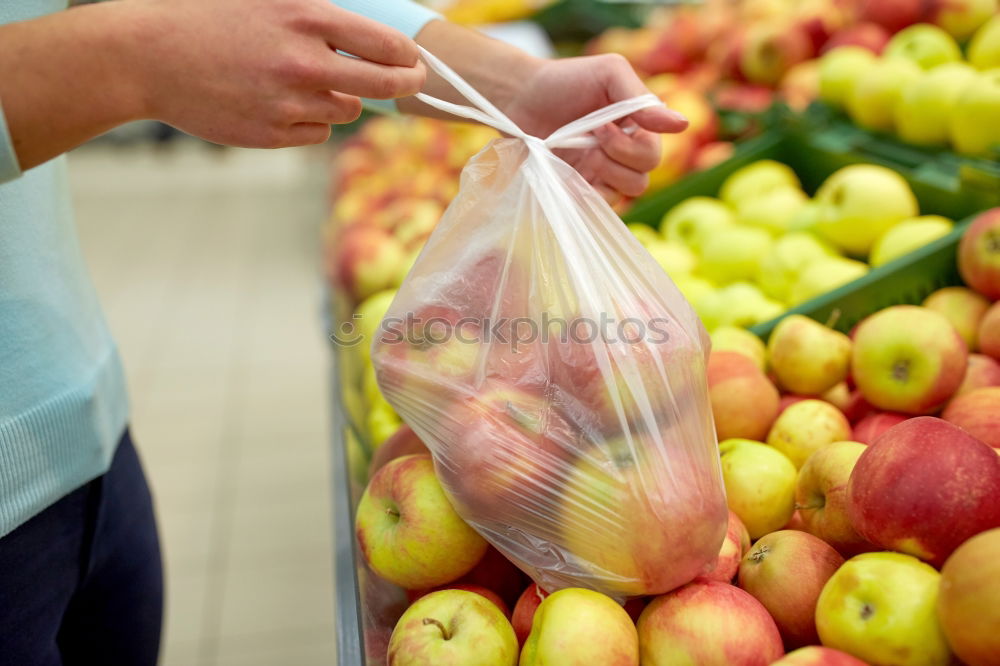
[{"xmin": 325, "ymin": 3, "xmax": 1000, "ymax": 665}]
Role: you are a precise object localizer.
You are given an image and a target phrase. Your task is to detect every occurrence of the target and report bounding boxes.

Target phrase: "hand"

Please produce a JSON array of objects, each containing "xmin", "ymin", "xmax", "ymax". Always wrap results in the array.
[
  {"xmin": 130, "ymin": 0, "xmax": 427, "ymax": 148},
  {"xmin": 502, "ymin": 54, "xmax": 688, "ymax": 203}
]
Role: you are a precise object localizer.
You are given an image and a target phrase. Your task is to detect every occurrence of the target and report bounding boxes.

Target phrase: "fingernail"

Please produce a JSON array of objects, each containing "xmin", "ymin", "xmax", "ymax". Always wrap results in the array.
[{"xmin": 665, "ymin": 108, "xmax": 688, "ymax": 123}]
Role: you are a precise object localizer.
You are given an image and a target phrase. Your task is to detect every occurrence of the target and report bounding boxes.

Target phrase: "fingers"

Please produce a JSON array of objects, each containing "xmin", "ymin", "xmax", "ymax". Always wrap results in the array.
[
  {"xmin": 327, "ymin": 53, "xmax": 426, "ymax": 99},
  {"xmin": 596, "ymin": 54, "xmax": 688, "ymax": 134},
  {"xmin": 284, "ymin": 122, "xmax": 333, "ymax": 146},
  {"xmin": 321, "ymin": 7, "xmax": 420, "ymax": 67},
  {"xmin": 573, "ymin": 148, "xmax": 649, "ymax": 199},
  {"xmin": 594, "ymin": 121, "xmax": 661, "ymax": 173}
]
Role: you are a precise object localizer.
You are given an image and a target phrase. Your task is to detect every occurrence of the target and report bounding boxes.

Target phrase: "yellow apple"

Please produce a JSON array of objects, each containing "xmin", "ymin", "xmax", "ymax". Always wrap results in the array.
[
  {"xmin": 895, "ymin": 63, "xmax": 979, "ymax": 146},
  {"xmin": 393, "ymin": 247, "xmax": 421, "ymax": 288},
  {"xmin": 814, "ymin": 164, "xmax": 919, "ymax": 256},
  {"xmin": 948, "ymin": 68, "xmax": 1000, "ymax": 157},
  {"xmin": 757, "ymin": 232, "xmax": 837, "ymax": 303},
  {"xmin": 846, "ymin": 58, "xmax": 923, "ymax": 132},
  {"xmin": 736, "ymin": 187, "xmax": 809, "ymax": 236},
  {"xmin": 869, "ymin": 215, "xmax": 954, "ymax": 267},
  {"xmin": 790, "ymin": 258, "xmax": 868, "ymax": 305},
  {"xmin": 673, "ymin": 275, "xmax": 717, "ymax": 310},
  {"xmin": 711, "ymin": 325, "xmax": 767, "ymax": 370},
  {"xmin": 659, "ymin": 196, "xmax": 735, "ymax": 251},
  {"xmin": 719, "ymin": 159, "xmax": 801, "ymax": 207},
  {"xmin": 353, "ymin": 288, "xmax": 398, "ymax": 360},
  {"xmin": 931, "ymin": 0, "xmax": 998, "ymax": 40},
  {"xmin": 645, "ymin": 239, "xmax": 699, "ymax": 279},
  {"xmin": 768, "ymin": 315, "xmax": 852, "ymax": 395},
  {"xmin": 884, "ymin": 23, "xmax": 962, "ymax": 70},
  {"xmin": 819, "ymin": 46, "xmax": 877, "ymax": 109},
  {"xmin": 367, "ymin": 394, "xmax": 402, "ymax": 448},
  {"xmin": 719, "ymin": 438, "xmax": 798, "ymax": 539},
  {"xmin": 816, "ymin": 552, "xmax": 952, "ymax": 666},
  {"xmin": 968, "ymin": 14, "xmax": 1000, "ymax": 70},
  {"xmin": 795, "ymin": 440, "xmax": 872, "ymax": 555},
  {"xmin": 923, "ymin": 286, "xmax": 992, "ymax": 351},
  {"xmin": 767, "ymin": 399, "xmax": 852, "ymax": 469},
  {"xmin": 627, "ymin": 222, "xmax": 662, "ymax": 247},
  {"xmin": 710, "ymin": 282, "xmax": 785, "ymax": 329},
  {"xmin": 699, "ymin": 227, "xmax": 774, "ymax": 285},
  {"xmin": 521, "ymin": 588, "xmax": 639, "ymax": 666}
]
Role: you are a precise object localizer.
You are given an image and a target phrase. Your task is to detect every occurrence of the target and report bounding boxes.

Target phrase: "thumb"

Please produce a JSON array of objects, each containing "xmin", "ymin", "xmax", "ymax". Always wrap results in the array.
[{"xmin": 598, "ymin": 55, "xmax": 688, "ymax": 134}]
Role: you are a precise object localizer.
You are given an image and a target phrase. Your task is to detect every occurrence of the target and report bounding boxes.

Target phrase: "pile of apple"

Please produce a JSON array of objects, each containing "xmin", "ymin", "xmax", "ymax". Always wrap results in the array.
[
  {"xmin": 819, "ymin": 17, "xmax": 1000, "ymax": 156},
  {"xmin": 326, "ymin": 115, "xmax": 496, "ymax": 306},
  {"xmin": 630, "ymin": 157, "xmax": 956, "ymax": 331}
]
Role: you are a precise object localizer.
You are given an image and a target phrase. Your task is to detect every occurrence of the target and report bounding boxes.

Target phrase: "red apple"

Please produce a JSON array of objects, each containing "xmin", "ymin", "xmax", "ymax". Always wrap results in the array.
[
  {"xmin": 692, "ymin": 141, "xmax": 735, "ymax": 172},
  {"xmin": 771, "ymin": 646, "xmax": 868, "ymax": 665},
  {"xmin": 511, "ymin": 583, "xmax": 548, "ymax": 647},
  {"xmin": 851, "ymin": 305, "xmax": 968, "ymax": 414},
  {"xmin": 851, "ymin": 411, "xmax": 908, "ymax": 444},
  {"xmin": 708, "ymin": 351, "xmax": 781, "ymax": 441},
  {"xmin": 943, "ymin": 386, "xmax": 1000, "ymax": 449},
  {"xmin": 779, "ymin": 394, "xmax": 810, "ymax": 416},
  {"xmin": 821, "ymin": 21, "xmax": 891, "ymax": 54},
  {"xmin": 452, "ymin": 545, "xmax": 529, "ymax": 610},
  {"xmin": 637, "ymin": 579, "xmax": 784, "ymax": 665},
  {"xmin": 738, "ymin": 530, "xmax": 845, "ymax": 648},
  {"xmin": 796, "ymin": 440, "xmax": 874, "ymax": 556},
  {"xmin": 794, "ymin": 0, "xmax": 849, "ymax": 51},
  {"xmin": 784, "ymin": 510, "xmax": 808, "ymax": 531},
  {"xmin": 332, "ymin": 224, "xmax": 406, "ymax": 303},
  {"xmin": 369, "ymin": 424, "xmax": 430, "ymax": 478},
  {"xmin": 411, "ymin": 583, "xmax": 510, "ymax": 618},
  {"xmin": 955, "ymin": 353, "xmax": 1000, "ymax": 396},
  {"xmin": 740, "ymin": 22, "xmax": 815, "ymax": 86},
  {"xmin": 959, "ymin": 208, "xmax": 1000, "ymax": 300},
  {"xmin": 848, "ymin": 417, "xmax": 1000, "ymax": 566},
  {"xmin": 858, "ymin": 0, "xmax": 930, "ymax": 33},
  {"xmin": 704, "ymin": 510, "xmax": 752, "ymax": 583},
  {"xmin": 979, "ymin": 302, "xmax": 1000, "ymax": 361}
]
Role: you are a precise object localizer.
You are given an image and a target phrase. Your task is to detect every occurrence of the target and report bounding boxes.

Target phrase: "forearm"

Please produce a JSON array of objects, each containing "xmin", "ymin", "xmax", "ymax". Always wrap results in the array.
[
  {"xmin": 398, "ymin": 20, "xmax": 541, "ymax": 119},
  {"xmin": 0, "ymin": 2, "xmax": 149, "ymax": 173}
]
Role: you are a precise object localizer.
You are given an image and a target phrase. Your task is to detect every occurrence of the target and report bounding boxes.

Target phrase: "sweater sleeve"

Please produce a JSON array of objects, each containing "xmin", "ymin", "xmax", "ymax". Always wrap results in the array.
[
  {"xmin": 332, "ymin": 0, "xmax": 441, "ymax": 113},
  {"xmin": 0, "ymin": 97, "xmax": 23, "ymax": 184}
]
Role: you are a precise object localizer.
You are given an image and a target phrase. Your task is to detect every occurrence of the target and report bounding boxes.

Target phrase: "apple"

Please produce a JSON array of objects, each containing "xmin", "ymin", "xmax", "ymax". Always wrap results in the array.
[
  {"xmin": 846, "ymin": 57, "xmax": 923, "ymax": 133},
  {"xmin": 956, "ymin": 353, "xmax": 1000, "ymax": 396},
  {"xmin": 353, "ymin": 289, "xmax": 398, "ymax": 358},
  {"xmin": 740, "ymin": 21, "xmax": 815, "ymax": 86},
  {"xmin": 942, "ymin": 386, "xmax": 1000, "ymax": 448},
  {"xmin": 710, "ymin": 326, "xmax": 767, "ymax": 371},
  {"xmin": 768, "ymin": 315, "xmax": 851, "ymax": 395},
  {"xmin": 981, "ymin": 302, "xmax": 1000, "ymax": 360},
  {"xmin": 659, "ymin": 196, "xmax": 735, "ymax": 251},
  {"xmin": 821, "ymin": 22, "xmax": 891, "ymax": 54},
  {"xmin": 781, "ymin": 57, "xmax": 822, "ymax": 112},
  {"xmin": 699, "ymin": 226, "xmax": 773, "ymax": 285},
  {"xmin": 511, "ymin": 584, "xmax": 547, "ymax": 647},
  {"xmin": 454, "ymin": 545, "xmax": 530, "ymax": 610},
  {"xmin": 626, "ymin": 223, "xmax": 661, "ymax": 247},
  {"xmin": 648, "ymin": 133, "xmax": 696, "ymax": 190},
  {"xmin": 789, "ymin": 257, "xmax": 868, "ymax": 305},
  {"xmin": 931, "ymin": 0, "xmax": 998, "ymax": 39},
  {"xmin": 969, "ymin": 14, "xmax": 1000, "ymax": 69},
  {"xmin": 814, "ymin": 164, "xmax": 919, "ymax": 257},
  {"xmin": 816, "ymin": 552, "xmax": 952, "ymax": 666},
  {"xmin": 795, "ymin": 440, "xmax": 872, "ymax": 555},
  {"xmin": 818, "ymin": 46, "xmax": 877, "ymax": 108},
  {"xmin": 937, "ymin": 528, "xmax": 1000, "ymax": 666},
  {"xmin": 706, "ymin": 282, "xmax": 785, "ymax": 329},
  {"xmin": 521, "ymin": 588, "xmax": 639, "ymax": 666},
  {"xmin": 766, "ymin": 399, "xmax": 852, "ymax": 469},
  {"xmin": 393, "ymin": 246, "xmax": 420, "ymax": 288},
  {"xmin": 369, "ymin": 424, "xmax": 431, "ymax": 478},
  {"xmin": 958, "ymin": 208, "xmax": 1000, "ymax": 300},
  {"xmin": 851, "ymin": 305, "xmax": 968, "ymax": 414},
  {"xmin": 884, "ymin": 23, "xmax": 962, "ymax": 70},
  {"xmin": 637, "ymin": 579, "xmax": 784, "ymax": 665},
  {"xmin": 708, "ymin": 352, "xmax": 781, "ymax": 441},
  {"xmin": 736, "ymin": 187, "xmax": 809, "ymax": 236},
  {"xmin": 719, "ymin": 438, "xmax": 798, "ymax": 539},
  {"xmin": 869, "ymin": 215, "xmax": 954, "ymax": 267},
  {"xmin": 645, "ymin": 239, "xmax": 698, "ymax": 278},
  {"xmin": 387, "ymin": 589, "xmax": 518, "ymax": 666},
  {"xmin": 704, "ymin": 509, "xmax": 752, "ymax": 583},
  {"xmin": 848, "ymin": 417, "xmax": 1000, "ymax": 566},
  {"xmin": 356, "ymin": 454, "xmax": 489, "ymax": 589},
  {"xmin": 851, "ymin": 411, "xmax": 908, "ymax": 444},
  {"xmin": 820, "ymin": 381, "xmax": 852, "ymax": 413},
  {"xmin": 410, "ymin": 584, "xmax": 510, "ymax": 618},
  {"xmin": 367, "ymin": 395, "xmax": 402, "ymax": 448},
  {"xmin": 692, "ymin": 141, "xmax": 736, "ymax": 172},
  {"xmin": 779, "ymin": 394, "xmax": 810, "ymax": 415},
  {"xmin": 719, "ymin": 159, "xmax": 801, "ymax": 207},
  {"xmin": 333, "ymin": 224, "xmax": 407, "ymax": 303},
  {"xmin": 949, "ymin": 69, "xmax": 1000, "ymax": 157},
  {"xmin": 770, "ymin": 646, "xmax": 868, "ymax": 665},
  {"xmin": 859, "ymin": 0, "xmax": 930, "ymax": 33},
  {"xmin": 673, "ymin": 275, "xmax": 717, "ymax": 310},
  {"xmin": 738, "ymin": 530, "xmax": 845, "ymax": 647},
  {"xmin": 757, "ymin": 232, "xmax": 836, "ymax": 303},
  {"xmin": 895, "ymin": 63, "xmax": 979, "ymax": 146},
  {"xmin": 922, "ymin": 285, "xmax": 991, "ymax": 351}
]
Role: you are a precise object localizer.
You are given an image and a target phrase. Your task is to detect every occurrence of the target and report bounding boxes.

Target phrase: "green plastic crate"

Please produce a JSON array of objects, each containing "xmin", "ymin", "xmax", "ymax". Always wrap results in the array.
[{"xmin": 622, "ymin": 118, "xmax": 997, "ymax": 338}]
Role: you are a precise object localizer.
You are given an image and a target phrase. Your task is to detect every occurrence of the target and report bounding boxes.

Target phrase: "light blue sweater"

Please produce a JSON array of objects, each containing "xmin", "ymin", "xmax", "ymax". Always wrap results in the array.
[{"xmin": 0, "ymin": 0, "xmax": 438, "ymax": 537}]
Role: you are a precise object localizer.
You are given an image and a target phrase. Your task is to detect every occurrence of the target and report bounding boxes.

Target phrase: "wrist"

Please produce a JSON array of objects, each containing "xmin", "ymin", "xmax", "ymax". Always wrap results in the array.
[{"xmin": 98, "ymin": 1, "xmax": 167, "ymax": 123}]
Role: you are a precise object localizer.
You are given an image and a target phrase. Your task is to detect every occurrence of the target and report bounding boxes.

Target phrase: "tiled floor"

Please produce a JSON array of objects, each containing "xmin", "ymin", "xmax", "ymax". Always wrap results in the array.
[{"xmin": 69, "ymin": 140, "xmax": 338, "ymax": 665}]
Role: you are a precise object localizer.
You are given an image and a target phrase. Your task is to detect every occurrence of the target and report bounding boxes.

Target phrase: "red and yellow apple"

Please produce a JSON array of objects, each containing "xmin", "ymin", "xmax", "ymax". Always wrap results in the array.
[
  {"xmin": 980, "ymin": 302, "xmax": 1000, "ymax": 360},
  {"xmin": 850, "ymin": 411, "xmax": 908, "ymax": 444},
  {"xmin": 521, "ymin": 588, "xmax": 639, "ymax": 666},
  {"xmin": 703, "ymin": 509, "xmax": 752, "ymax": 583},
  {"xmin": 720, "ymin": 438, "xmax": 798, "ymax": 539},
  {"xmin": 795, "ymin": 440, "xmax": 872, "ymax": 556},
  {"xmin": 956, "ymin": 353, "xmax": 1000, "ymax": 396},
  {"xmin": 511, "ymin": 584, "xmax": 547, "ymax": 647},
  {"xmin": 333, "ymin": 224, "xmax": 407, "ymax": 303},
  {"xmin": 710, "ymin": 326, "xmax": 767, "ymax": 371},
  {"xmin": 942, "ymin": 386, "xmax": 1000, "ymax": 448},
  {"xmin": 770, "ymin": 646, "xmax": 867, "ymax": 665},
  {"xmin": 937, "ymin": 528, "xmax": 1000, "ymax": 666},
  {"xmin": 922, "ymin": 285, "xmax": 991, "ymax": 351},
  {"xmin": 766, "ymin": 399, "xmax": 852, "ymax": 469},
  {"xmin": 708, "ymin": 351, "xmax": 780, "ymax": 441},
  {"xmin": 768, "ymin": 315, "xmax": 851, "ymax": 396},
  {"xmin": 369, "ymin": 424, "xmax": 431, "ymax": 478},
  {"xmin": 959, "ymin": 208, "xmax": 1000, "ymax": 300}
]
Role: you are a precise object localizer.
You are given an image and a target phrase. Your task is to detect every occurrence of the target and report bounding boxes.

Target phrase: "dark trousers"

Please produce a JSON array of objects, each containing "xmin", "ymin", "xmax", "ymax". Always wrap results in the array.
[{"xmin": 0, "ymin": 431, "xmax": 163, "ymax": 665}]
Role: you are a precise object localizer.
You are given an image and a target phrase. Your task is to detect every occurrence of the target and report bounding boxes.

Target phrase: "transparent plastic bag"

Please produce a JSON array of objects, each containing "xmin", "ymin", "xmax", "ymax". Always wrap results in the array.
[{"xmin": 372, "ymin": 49, "xmax": 728, "ymax": 599}]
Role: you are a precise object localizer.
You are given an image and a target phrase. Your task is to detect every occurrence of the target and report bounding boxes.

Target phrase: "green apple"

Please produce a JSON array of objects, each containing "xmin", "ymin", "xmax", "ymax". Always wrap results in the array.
[
  {"xmin": 659, "ymin": 196, "xmax": 735, "ymax": 251},
  {"xmin": 672, "ymin": 275, "xmax": 717, "ymax": 310},
  {"xmin": 768, "ymin": 315, "xmax": 852, "ymax": 395},
  {"xmin": 846, "ymin": 58, "xmax": 923, "ymax": 132},
  {"xmin": 819, "ymin": 46, "xmax": 878, "ymax": 109},
  {"xmin": 757, "ymin": 232, "xmax": 837, "ymax": 303},
  {"xmin": 736, "ymin": 187, "xmax": 809, "ymax": 236},
  {"xmin": 521, "ymin": 588, "xmax": 639, "ymax": 666},
  {"xmin": 816, "ymin": 552, "xmax": 953, "ymax": 666},
  {"xmin": 870, "ymin": 215, "xmax": 954, "ymax": 267},
  {"xmin": 627, "ymin": 222, "xmax": 662, "ymax": 248},
  {"xmin": 355, "ymin": 454, "xmax": 488, "ymax": 589},
  {"xmin": 766, "ymin": 399, "xmax": 852, "ymax": 469},
  {"xmin": 699, "ymin": 227, "xmax": 773, "ymax": 285},
  {"xmin": 790, "ymin": 257, "xmax": 868, "ymax": 305},
  {"xmin": 719, "ymin": 438, "xmax": 798, "ymax": 539},
  {"xmin": 645, "ymin": 238, "xmax": 698, "ymax": 279},
  {"xmin": 931, "ymin": 0, "xmax": 998, "ymax": 40},
  {"xmin": 711, "ymin": 282, "xmax": 785, "ymax": 328},
  {"xmin": 388, "ymin": 589, "xmax": 518, "ymax": 666},
  {"xmin": 884, "ymin": 23, "xmax": 962, "ymax": 70},
  {"xmin": 969, "ymin": 14, "xmax": 1000, "ymax": 70},
  {"xmin": 949, "ymin": 68, "xmax": 1000, "ymax": 157},
  {"xmin": 814, "ymin": 164, "xmax": 919, "ymax": 256},
  {"xmin": 896, "ymin": 63, "xmax": 979, "ymax": 146},
  {"xmin": 711, "ymin": 325, "xmax": 767, "ymax": 370},
  {"xmin": 719, "ymin": 160, "xmax": 801, "ymax": 207}
]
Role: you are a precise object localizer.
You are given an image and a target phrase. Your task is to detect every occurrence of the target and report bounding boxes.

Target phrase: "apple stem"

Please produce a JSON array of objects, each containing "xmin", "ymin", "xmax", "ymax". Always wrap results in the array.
[
  {"xmin": 423, "ymin": 617, "xmax": 452, "ymax": 640},
  {"xmin": 824, "ymin": 309, "xmax": 842, "ymax": 330},
  {"xmin": 385, "ymin": 506, "xmax": 400, "ymax": 519},
  {"xmin": 750, "ymin": 544, "xmax": 770, "ymax": 563},
  {"xmin": 794, "ymin": 501, "xmax": 824, "ymax": 511},
  {"xmin": 860, "ymin": 603, "xmax": 874, "ymax": 621}
]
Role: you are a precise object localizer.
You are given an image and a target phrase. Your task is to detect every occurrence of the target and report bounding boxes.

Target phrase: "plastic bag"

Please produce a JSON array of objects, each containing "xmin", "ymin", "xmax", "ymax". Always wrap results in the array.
[{"xmin": 372, "ymin": 48, "xmax": 728, "ymax": 599}]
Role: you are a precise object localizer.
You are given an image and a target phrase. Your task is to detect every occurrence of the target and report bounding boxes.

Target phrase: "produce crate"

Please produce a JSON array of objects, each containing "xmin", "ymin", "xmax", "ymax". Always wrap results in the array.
[{"xmin": 623, "ymin": 113, "xmax": 999, "ymax": 338}]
